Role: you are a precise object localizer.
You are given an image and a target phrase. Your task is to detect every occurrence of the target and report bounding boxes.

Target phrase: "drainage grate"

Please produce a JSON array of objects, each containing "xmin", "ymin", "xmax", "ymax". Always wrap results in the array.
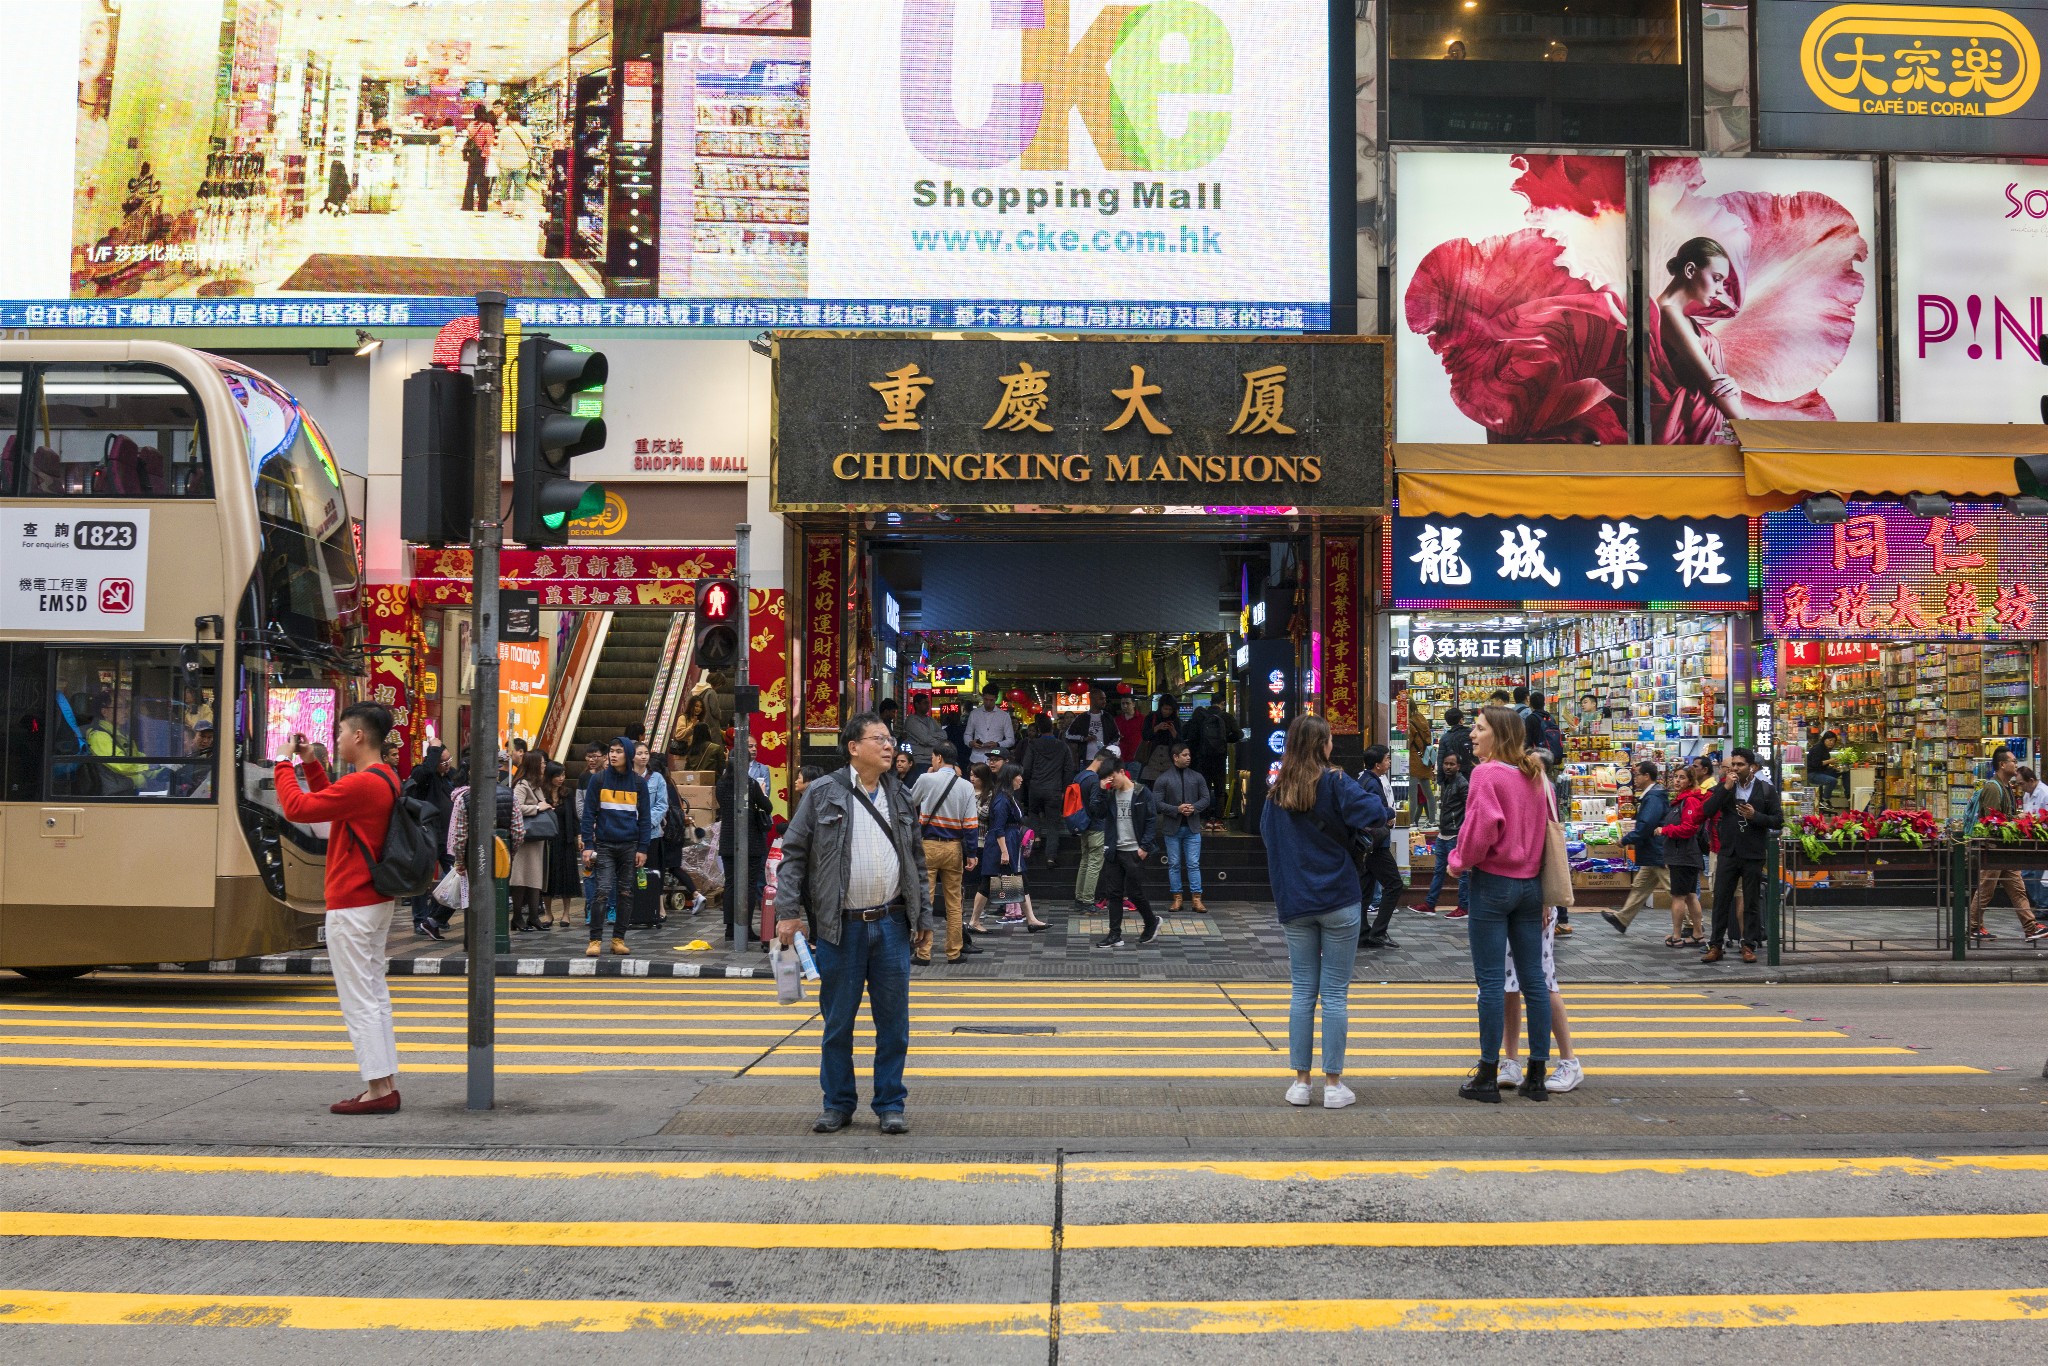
[{"xmin": 952, "ymin": 1024, "xmax": 1058, "ymax": 1035}]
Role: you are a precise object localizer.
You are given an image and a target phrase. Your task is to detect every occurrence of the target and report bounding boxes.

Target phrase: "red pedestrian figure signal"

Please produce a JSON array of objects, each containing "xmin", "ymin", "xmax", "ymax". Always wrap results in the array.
[
  {"xmin": 701, "ymin": 580, "xmax": 735, "ymax": 622},
  {"xmin": 693, "ymin": 577, "xmax": 742, "ymax": 672}
]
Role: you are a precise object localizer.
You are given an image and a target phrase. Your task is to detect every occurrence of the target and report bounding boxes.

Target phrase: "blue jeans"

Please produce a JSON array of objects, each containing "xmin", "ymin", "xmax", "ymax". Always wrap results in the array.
[
  {"xmin": 1467, "ymin": 869, "xmax": 1550, "ymax": 1066},
  {"xmin": 814, "ymin": 911, "xmax": 912, "ymax": 1117},
  {"xmin": 1282, "ymin": 904, "xmax": 1361, "ymax": 1074},
  {"xmin": 1164, "ymin": 825, "xmax": 1203, "ymax": 895},
  {"xmin": 1426, "ymin": 836, "xmax": 1470, "ymax": 909}
]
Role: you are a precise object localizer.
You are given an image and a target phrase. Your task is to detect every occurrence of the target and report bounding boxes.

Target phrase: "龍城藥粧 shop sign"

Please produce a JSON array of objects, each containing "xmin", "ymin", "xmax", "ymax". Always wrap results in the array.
[
  {"xmin": 771, "ymin": 334, "xmax": 1387, "ymax": 512},
  {"xmin": 1763, "ymin": 501, "xmax": 2048, "ymax": 639},
  {"xmin": 1756, "ymin": 0, "xmax": 2048, "ymax": 154},
  {"xmin": 2, "ymin": 511, "xmax": 151, "ymax": 631},
  {"xmin": 1391, "ymin": 515, "xmax": 1753, "ymax": 606}
]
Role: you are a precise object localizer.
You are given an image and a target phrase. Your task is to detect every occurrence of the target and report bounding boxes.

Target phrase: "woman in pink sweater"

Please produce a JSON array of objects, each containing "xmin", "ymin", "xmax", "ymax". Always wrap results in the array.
[{"xmin": 1448, "ymin": 705, "xmax": 1554, "ymax": 1101}]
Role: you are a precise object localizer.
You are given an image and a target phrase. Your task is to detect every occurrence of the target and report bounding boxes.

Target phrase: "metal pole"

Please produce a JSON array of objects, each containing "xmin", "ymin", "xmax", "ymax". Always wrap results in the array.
[
  {"xmin": 466, "ymin": 290, "xmax": 506, "ymax": 1110},
  {"xmin": 732, "ymin": 523, "xmax": 751, "ymax": 943}
]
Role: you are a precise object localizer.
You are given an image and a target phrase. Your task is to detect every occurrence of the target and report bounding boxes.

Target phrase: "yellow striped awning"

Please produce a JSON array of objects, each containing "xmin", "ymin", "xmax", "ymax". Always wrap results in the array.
[
  {"xmin": 1394, "ymin": 444, "xmax": 1796, "ymax": 519},
  {"xmin": 1736, "ymin": 422, "xmax": 2041, "ymax": 498}
]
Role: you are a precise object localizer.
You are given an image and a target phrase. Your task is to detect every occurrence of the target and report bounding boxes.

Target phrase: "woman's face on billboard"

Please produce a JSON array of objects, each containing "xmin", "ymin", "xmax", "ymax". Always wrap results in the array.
[{"xmin": 1676, "ymin": 253, "xmax": 1733, "ymax": 312}]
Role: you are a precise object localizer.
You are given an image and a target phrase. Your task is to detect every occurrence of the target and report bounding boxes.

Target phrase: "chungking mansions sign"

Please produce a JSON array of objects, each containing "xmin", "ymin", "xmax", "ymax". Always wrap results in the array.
[{"xmin": 771, "ymin": 333, "xmax": 1387, "ymax": 512}]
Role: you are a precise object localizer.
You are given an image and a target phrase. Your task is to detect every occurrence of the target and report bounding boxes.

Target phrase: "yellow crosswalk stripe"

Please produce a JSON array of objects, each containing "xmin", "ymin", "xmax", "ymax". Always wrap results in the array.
[
  {"xmin": 13, "ymin": 1210, "xmax": 2048, "ymax": 1252},
  {"xmin": 748, "ymin": 1064, "xmax": 1983, "ymax": 1078},
  {"xmin": 6, "ymin": 1288, "xmax": 2048, "ymax": 1335}
]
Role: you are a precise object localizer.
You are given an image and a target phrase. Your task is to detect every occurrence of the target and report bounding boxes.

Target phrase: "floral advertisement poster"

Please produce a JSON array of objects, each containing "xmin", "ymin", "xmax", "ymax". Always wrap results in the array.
[
  {"xmin": 1645, "ymin": 157, "xmax": 1876, "ymax": 443},
  {"xmin": 1398, "ymin": 153, "xmax": 1629, "ymax": 444}
]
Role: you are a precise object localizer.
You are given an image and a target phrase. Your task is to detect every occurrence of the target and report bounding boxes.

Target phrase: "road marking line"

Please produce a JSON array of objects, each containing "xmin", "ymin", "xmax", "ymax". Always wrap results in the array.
[
  {"xmin": 0, "ymin": 1290, "xmax": 1051, "ymax": 1335},
  {"xmin": 0, "ymin": 1036, "xmax": 772, "ymax": 1056},
  {"xmin": 0, "ymin": 1151, "xmax": 1052, "ymax": 1181},
  {"xmin": 747, "ymin": 1064, "xmax": 1984, "ymax": 1077},
  {"xmin": 1067, "ymin": 1156, "xmax": 2048, "ymax": 1180},
  {"xmin": 0, "ymin": 1058, "xmax": 738, "ymax": 1074},
  {"xmin": 1061, "ymin": 1213, "xmax": 2048, "ymax": 1248},
  {"xmin": 4, "ymin": 1288, "xmax": 2046, "ymax": 1335},
  {"xmin": 10, "ymin": 1151, "xmax": 2045, "ymax": 1182},
  {"xmin": 0, "ymin": 1019, "xmax": 799, "ymax": 1038},
  {"xmin": 1056, "ymin": 1289, "xmax": 2048, "ymax": 1334},
  {"xmin": 4, "ymin": 1212, "xmax": 1053, "ymax": 1251},
  {"xmin": 16, "ymin": 1211, "xmax": 2048, "ymax": 1252}
]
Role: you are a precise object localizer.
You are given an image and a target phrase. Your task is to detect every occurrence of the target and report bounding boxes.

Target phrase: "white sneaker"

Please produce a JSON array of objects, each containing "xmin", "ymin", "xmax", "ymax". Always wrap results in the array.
[
  {"xmin": 1324, "ymin": 1081, "xmax": 1357, "ymax": 1110},
  {"xmin": 1496, "ymin": 1057, "xmax": 1524, "ymax": 1088},
  {"xmin": 1285, "ymin": 1081, "xmax": 1311, "ymax": 1107},
  {"xmin": 1546, "ymin": 1057, "xmax": 1585, "ymax": 1093}
]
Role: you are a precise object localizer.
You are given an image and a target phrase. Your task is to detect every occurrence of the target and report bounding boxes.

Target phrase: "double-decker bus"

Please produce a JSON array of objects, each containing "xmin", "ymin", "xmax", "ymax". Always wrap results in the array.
[{"xmin": 1, "ymin": 341, "xmax": 362, "ymax": 977}]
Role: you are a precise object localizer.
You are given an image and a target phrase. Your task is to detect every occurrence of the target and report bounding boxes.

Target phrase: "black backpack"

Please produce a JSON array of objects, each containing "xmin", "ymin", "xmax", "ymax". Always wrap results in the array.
[{"xmin": 348, "ymin": 768, "xmax": 441, "ymax": 898}]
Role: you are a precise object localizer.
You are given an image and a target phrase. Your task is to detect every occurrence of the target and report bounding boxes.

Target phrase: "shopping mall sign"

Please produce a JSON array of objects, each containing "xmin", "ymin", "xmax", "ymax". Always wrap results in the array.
[
  {"xmin": 1757, "ymin": 0, "xmax": 2048, "ymax": 153},
  {"xmin": 1762, "ymin": 500, "xmax": 2048, "ymax": 638},
  {"xmin": 771, "ymin": 334, "xmax": 1387, "ymax": 512},
  {"xmin": 1391, "ymin": 515, "xmax": 1755, "ymax": 607}
]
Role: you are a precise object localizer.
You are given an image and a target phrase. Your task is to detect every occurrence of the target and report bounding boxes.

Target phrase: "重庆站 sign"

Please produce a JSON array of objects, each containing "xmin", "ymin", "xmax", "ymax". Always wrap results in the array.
[
  {"xmin": 1756, "ymin": 0, "xmax": 2048, "ymax": 154},
  {"xmin": 772, "ymin": 333, "xmax": 1387, "ymax": 512},
  {"xmin": 1762, "ymin": 501, "xmax": 2048, "ymax": 639},
  {"xmin": 1391, "ymin": 515, "xmax": 1753, "ymax": 606}
]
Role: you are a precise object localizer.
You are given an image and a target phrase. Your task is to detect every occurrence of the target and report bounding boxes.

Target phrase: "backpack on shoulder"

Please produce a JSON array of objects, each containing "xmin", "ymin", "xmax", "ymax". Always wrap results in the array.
[
  {"xmin": 350, "ymin": 769, "xmax": 441, "ymax": 898},
  {"xmin": 1062, "ymin": 779, "xmax": 1092, "ymax": 834}
]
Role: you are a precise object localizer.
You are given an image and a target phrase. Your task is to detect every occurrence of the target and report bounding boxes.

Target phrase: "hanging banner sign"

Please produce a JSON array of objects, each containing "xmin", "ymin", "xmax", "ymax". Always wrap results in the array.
[
  {"xmin": 1391, "ymin": 515, "xmax": 1754, "ymax": 606},
  {"xmin": 1757, "ymin": 0, "xmax": 2048, "ymax": 153},
  {"xmin": 803, "ymin": 536, "xmax": 844, "ymax": 733},
  {"xmin": 1321, "ymin": 537, "xmax": 1362, "ymax": 735},
  {"xmin": 409, "ymin": 546, "xmax": 736, "ymax": 607},
  {"xmin": 1763, "ymin": 500, "xmax": 2048, "ymax": 639}
]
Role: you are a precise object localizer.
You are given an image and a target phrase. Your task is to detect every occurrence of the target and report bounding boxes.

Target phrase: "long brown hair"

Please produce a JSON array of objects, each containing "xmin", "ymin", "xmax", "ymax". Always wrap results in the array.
[
  {"xmin": 1271, "ymin": 713, "xmax": 1333, "ymax": 812},
  {"xmin": 1477, "ymin": 705, "xmax": 1544, "ymax": 781}
]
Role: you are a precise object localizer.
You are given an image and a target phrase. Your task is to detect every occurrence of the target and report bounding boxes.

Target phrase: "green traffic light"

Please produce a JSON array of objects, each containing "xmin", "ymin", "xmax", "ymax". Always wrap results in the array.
[{"xmin": 541, "ymin": 484, "xmax": 608, "ymax": 529}]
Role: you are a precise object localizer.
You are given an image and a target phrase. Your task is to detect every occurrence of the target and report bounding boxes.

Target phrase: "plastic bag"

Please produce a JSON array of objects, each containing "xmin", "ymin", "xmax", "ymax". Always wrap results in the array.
[
  {"xmin": 679, "ymin": 841, "xmax": 725, "ymax": 897},
  {"xmin": 770, "ymin": 941, "xmax": 804, "ymax": 1004}
]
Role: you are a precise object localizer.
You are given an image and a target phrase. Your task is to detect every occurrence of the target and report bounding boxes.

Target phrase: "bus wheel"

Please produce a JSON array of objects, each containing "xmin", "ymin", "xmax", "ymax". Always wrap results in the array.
[{"xmin": 11, "ymin": 966, "xmax": 95, "ymax": 981}]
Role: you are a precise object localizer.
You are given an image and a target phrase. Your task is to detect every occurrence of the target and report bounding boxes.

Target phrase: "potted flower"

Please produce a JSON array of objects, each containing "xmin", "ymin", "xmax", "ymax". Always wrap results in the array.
[{"xmin": 1796, "ymin": 808, "xmax": 1944, "ymax": 862}]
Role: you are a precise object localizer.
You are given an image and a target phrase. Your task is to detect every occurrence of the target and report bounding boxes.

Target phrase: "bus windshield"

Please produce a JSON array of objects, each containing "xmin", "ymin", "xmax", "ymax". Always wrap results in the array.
[{"xmin": 208, "ymin": 359, "xmax": 360, "ymax": 658}]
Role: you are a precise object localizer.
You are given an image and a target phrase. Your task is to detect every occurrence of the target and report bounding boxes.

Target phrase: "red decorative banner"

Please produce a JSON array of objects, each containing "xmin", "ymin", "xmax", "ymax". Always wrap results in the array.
[
  {"xmin": 1322, "ymin": 537, "xmax": 1363, "ymax": 735},
  {"xmin": 1783, "ymin": 640, "xmax": 1880, "ymax": 668},
  {"xmin": 362, "ymin": 583, "xmax": 419, "ymax": 773},
  {"xmin": 804, "ymin": 536, "xmax": 843, "ymax": 733},
  {"xmin": 747, "ymin": 587, "xmax": 792, "ymax": 815},
  {"xmin": 410, "ymin": 545, "xmax": 737, "ymax": 607}
]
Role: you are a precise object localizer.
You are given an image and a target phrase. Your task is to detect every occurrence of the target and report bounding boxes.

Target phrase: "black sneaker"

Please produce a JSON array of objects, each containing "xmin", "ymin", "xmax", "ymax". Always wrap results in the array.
[
  {"xmin": 416, "ymin": 919, "xmax": 445, "ymax": 941},
  {"xmin": 961, "ymin": 944, "xmax": 985, "ymax": 955},
  {"xmin": 1459, "ymin": 1062, "xmax": 1502, "ymax": 1103},
  {"xmin": 1093, "ymin": 935, "xmax": 1125, "ymax": 949},
  {"xmin": 1601, "ymin": 911, "xmax": 1627, "ymax": 934},
  {"xmin": 1137, "ymin": 922, "xmax": 1161, "ymax": 945}
]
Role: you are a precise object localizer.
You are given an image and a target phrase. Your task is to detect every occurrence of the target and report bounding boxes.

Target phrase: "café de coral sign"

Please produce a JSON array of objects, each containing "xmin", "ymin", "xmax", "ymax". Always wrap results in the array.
[
  {"xmin": 1800, "ymin": 3, "xmax": 2040, "ymax": 117},
  {"xmin": 770, "ymin": 334, "xmax": 1388, "ymax": 513}
]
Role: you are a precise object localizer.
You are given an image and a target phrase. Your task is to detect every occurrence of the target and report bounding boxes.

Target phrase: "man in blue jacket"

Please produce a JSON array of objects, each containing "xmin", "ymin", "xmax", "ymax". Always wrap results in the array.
[
  {"xmin": 580, "ymin": 736, "xmax": 650, "ymax": 957},
  {"xmin": 1604, "ymin": 760, "xmax": 1670, "ymax": 934}
]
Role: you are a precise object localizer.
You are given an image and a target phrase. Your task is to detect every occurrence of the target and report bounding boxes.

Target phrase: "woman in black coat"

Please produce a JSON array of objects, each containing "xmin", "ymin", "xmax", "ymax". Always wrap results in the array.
[{"xmin": 544, "ymin": 765, "xmax": 582, "ymax": 929}]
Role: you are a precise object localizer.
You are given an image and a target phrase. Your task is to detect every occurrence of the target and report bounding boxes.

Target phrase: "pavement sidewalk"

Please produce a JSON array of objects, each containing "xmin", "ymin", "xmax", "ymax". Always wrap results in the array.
[{"xmin": 92, "ymin": 898, "xmax": 2048, "ymax": 983}]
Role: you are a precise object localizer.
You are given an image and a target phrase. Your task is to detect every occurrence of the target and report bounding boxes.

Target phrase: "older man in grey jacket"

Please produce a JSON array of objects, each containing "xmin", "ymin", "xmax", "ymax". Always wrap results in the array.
[{"xmin": 776, "ymin": 710, "xmax": 933, "ymax": 1135}]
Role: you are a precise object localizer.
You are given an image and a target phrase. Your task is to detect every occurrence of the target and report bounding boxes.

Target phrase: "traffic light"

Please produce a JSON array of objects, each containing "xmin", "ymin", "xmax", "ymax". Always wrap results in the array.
[
  {"xmin": 512, "ymin": 334, "xmax": 608, "ymax": 547},
  {"xmin": 399, "ymin": 367, "xmax": 473, "ymax": 546},
  {"xmin": 693, "ymin": 577, "xmax": 741, "ymax": 672}
]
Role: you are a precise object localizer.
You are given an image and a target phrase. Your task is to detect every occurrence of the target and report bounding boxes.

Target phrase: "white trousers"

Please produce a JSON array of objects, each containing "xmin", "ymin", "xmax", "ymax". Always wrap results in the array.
[{"xmin": 326, "ymin": 901, "xmax": 398, "ymax": 1083}]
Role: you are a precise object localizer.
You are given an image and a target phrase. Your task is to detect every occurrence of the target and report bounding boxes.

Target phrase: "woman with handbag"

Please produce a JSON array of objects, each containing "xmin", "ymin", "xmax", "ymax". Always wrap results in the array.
[
  {"xmin": 510, "ymin": 751, "xmax": 553, "ymax": 930},
  {"xmin": 1259, "ymin": 712, "xmax": 1384, "ymax": 1110},
  {"xmin": 987, "ymin": 763, "xmax": 1051, "ymax": 932},
  {"xmin": 1448, "ymin": 705, "xmax": 1557, "ymax": 1102},
  {"xmin": 545, "ymin": 764, "xmax": 581, "ymax": 929}
]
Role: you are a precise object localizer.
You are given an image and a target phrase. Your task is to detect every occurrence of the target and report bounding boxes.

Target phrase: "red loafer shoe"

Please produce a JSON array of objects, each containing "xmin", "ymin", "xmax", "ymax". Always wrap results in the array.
[{"xmin": 330, "ymin": 1090, "xmax": 401, "ymax": 1115}]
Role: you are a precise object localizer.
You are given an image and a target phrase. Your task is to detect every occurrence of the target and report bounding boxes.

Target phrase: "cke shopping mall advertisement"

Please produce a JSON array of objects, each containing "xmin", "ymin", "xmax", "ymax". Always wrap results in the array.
[{"xmin": 0, "ymin": 0, "xmax": 1331, "ymax": 333}]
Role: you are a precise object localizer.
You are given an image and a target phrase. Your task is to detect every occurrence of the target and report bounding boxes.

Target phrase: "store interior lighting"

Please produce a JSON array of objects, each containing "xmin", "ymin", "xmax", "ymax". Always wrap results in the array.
[
  {"xmin": 1905, "ymin": 494, "xmax": 1952, "ymax": 518},
  {"xmin": 1801, "ymin": 495, "xmax": 1849, "ymax": 524},
  {"xmin": 353, "ymin": 330, "xmax": 383, "ymax": 357}
]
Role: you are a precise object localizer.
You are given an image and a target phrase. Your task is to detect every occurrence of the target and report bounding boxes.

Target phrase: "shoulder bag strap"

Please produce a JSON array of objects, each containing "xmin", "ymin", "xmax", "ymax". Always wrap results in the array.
[
  {"xmin": 346, "ymin": 768, "xmax": 400, "ymax": 866},
  {"xmin": 1302, "ymin": 771, "xmax": 1364, "ymax": 862},
  {"xmin": 841, "ymin": 769, "xmax": 899, "ymax": 844},
  {"xmin": 919, "ymin": 773, "xmax": 960, "ymax": 837}
]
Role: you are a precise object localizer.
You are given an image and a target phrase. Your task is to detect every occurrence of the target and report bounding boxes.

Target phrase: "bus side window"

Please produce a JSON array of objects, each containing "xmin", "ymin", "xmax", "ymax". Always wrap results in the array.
[
  {"xmin": 31, "ymin": 364, "xmax": 206, "ymax": 499},
  {"xmin": 45, "ymin": 647, "xmax": 220, "ymax": 801},
  {"xmin": 2, "ymin": 644, "xmax": 50, "ymax": 802},
  {"xmin": 0, "ymin": 365, "xmax": 23, "ymax": 495}
]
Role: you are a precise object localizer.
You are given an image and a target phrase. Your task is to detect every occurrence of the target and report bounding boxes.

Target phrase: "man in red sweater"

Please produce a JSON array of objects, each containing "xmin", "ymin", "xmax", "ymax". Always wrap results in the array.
[{"xmin": 274, "ymin": 702, "xmax": 403, "ymax": 1114}]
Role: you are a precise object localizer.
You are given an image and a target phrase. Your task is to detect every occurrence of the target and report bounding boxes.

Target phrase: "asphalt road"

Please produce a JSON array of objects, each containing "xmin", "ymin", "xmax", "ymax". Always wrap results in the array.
[{"xmin": 5, "ymin": 975, "xmax": 2048, "ymax": 1360}]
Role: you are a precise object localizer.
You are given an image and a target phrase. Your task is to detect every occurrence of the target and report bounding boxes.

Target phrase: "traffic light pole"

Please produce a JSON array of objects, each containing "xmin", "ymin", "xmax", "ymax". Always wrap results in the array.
[
  {"xmin": 732, "ymin": 523, "xmax": 751, "ymax": 944},
  {"xmin": 466, "ymin": 290, "xmax": 506, "ymax": 1111}
]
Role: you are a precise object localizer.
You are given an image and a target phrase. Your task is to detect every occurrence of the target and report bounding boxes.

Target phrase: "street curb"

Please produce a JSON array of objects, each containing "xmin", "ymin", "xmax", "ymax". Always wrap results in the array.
[
  {"xmin": 102, "ymin": 956, "xmax": 761, "ymax": 979},
  {"xmin": 1757, "ymin": 962, "xmax": 2048, "ymax": 984}
]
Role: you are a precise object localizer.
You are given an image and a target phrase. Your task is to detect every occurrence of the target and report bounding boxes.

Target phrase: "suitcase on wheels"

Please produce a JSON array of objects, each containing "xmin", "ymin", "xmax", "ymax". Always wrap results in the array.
[{"xmin": 631, "ymin": 868, "xmax": 664, "ymax": 928}]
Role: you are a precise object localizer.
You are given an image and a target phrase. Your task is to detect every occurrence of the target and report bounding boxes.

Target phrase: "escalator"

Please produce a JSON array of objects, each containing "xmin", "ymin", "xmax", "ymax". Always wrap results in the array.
[{"xmin": 567, "ymin": 613, "xmax": 675, "ymax": 764}]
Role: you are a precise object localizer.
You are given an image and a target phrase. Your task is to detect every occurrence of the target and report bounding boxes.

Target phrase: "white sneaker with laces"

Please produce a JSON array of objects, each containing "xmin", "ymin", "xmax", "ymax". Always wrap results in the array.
[
  {"xmin": 1546, "ymin": 1057, "xmax": 1585, "ymax": 1092},
  {"xmin": 1285, "ymin": 1081, "xmax": 1311, "ymax": 1107},
  {"xmin": 1496, "ymin": 1057, "xmax": 1524, "ymax": 1088},
  {"xmin": 1324, "ymin": 1081, "xmax": 1357, "ymax": 1110}
]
